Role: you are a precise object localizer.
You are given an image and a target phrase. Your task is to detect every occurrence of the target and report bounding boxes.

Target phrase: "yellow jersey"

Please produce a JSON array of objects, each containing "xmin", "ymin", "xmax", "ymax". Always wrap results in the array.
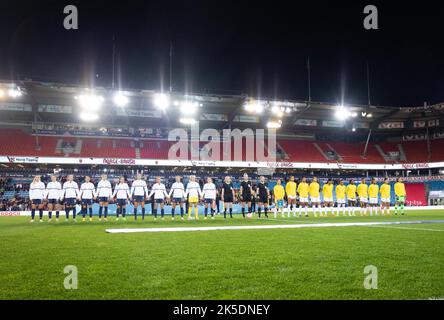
[
  {"xmin": 394, "ymin": 182, "xmax": 406, "ymax": 196},
  {"xmin": 285, "ymin": 181, "xmax": 297, "ymax": 197},
  {"xmin": 322, "ymin": 184, "xmax": 333, "ymax": 198},
  {"xmin": 380, "ymin": 184, "xmax": 391, "ymax": 199},
  {"xmin": 297, "ymin": 182, "xmax": 309, "ymax": 198},
  {"xmin": 368, "ymin": 184, "xmax": 379, "ymax": 198},
  {"xmin": 273, "ymin": 185, "xmax": 285, "ymax": 200},
  {"xmin": 346, "ymin": 184, "xmax": 357, "ymax": 199},
  {"xmin": 357, "ymin": 183, "xmax": 368, "ymax": 198},
  {"xmin": 309, "ymin": 182, "xmax": 320, "ymax": 197},
  {"xmin": 335, "ymin": 185, "xmax": 346, "ymax": 199}
]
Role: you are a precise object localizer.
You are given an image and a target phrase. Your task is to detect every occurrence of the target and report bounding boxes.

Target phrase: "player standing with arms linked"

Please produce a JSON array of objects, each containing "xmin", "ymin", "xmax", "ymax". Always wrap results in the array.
[
  {"xmin": 185, "ymin": 175, "xmax": 202, "ymax": 220},
  {"xmin": 131, "ymin": 173, "xmax": 149, "ymax": 220},
  {"xmin": 357, "ymin": 178, "xmax": 369, "ymax": 216},
  {"xmin": 309, "ymin": 177, "xmax": 322, "ymax": 217},
  {"xmin": 202, "ymin": 177, "xmax": 217, "ymax": 219},
  {"xmin": 239, "ymin": 173, "xmax": 253, "ymax": 218},
  {"xmin": 256, "ymin": 176, "xmax": 270, "ymax": 219},
  {"xmin": 96, "ymin": 174, "xmax": 112, "ymax": 222},
  {"xmin": 322, "ymin": 179, "xmax": 334, "ymax": 216},
  {"xmin": 297, "ymin": 177, "xmax": 309, "ymax": 217},
  {"xmin": 394, "ymin": 178, "xmax": 407, "ymax": 215},
  {"xmin": 61, "ymin": 174, "xmax": 79, "ymax": 222},
  {"xmin": 380, "ymin": 178, "xmax": 391, "ymax": 215},
  {"xmin": 335, "ymin": 179, "xmax": 346, "ymax": 216},
  {"xmin": 113, "ymin": 176, "xmax": 131, "ymax": 221},
  {"xmin": 285, "ymin": 176, "xmax": 297, "ymax": 217},
  {"xmin": 273, "ymin": 179, "xmax": 285, "ymax": 218},
  {"xmin": 29, "ymin": 175, "xmax": 46, "ymax": 223},
  {"xmin": 148, "ymin": 176, "xmax": 169, "ymax": 220},
  {"xmin": 368, "ymin": 178, "xmax": 380, "ymax": 216},
  {"xmin": 79, "ymin": 176, "xmax": 95, "ymax": 222},
  {"xmin": 169, "ymin": 176, "xmax": 185, "ymax": 220},
  {"xmin": 346, "ymin": 179, "xmax": 357, "ymax": 216},
  {"xmin": 45, "ymin": 175, "xmax": 62, "ymax": 222}
]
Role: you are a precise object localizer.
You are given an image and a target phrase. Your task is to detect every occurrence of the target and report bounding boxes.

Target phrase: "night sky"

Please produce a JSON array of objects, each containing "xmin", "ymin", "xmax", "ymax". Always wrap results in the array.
[{"xmin": 0, "ymin": 0, "xmax": 443, "ymax": 107}]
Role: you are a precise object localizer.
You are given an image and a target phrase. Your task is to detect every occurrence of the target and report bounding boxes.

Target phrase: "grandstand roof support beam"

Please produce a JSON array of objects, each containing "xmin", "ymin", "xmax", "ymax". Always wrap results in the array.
[{"xmin": 362, "ymin": 129, "xmax": 372, "ymax": 157}]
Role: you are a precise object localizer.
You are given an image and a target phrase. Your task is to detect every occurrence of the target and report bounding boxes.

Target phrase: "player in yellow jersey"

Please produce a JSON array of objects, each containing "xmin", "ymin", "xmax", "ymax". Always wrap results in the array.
[
  {"xmin": 380, "ymin": 178, "xmax": 391, "ymax": 215},
  {"xmin": 357, "ymin": 178, "xmax": 369, "ymax": 216},
  {"xmin": 322, "ymin": 179, "xmax": 334, "ymax": 216},
  {"xmin": 285, "ymin": 176, "xmax": 297, "ymax": 217},
  {"xmin": 297, "ymin": 177, "xmax": 309, "ymax": 217},
  {"xmin": 335, "ymin": 179, "xmax": 346, "ymax": 216},
  {"xmin": 346, "ymin": 179, "xmax": 357, "ymax": 216},
  {"xmin": 273, "ymin": 179, "xmax": 286, "ymax": 218},
  {"xmin": 394, "ymin": 177, "xmax": 407, "ymax": 215},
  {"xmin": 368, "ymin": 178, "xmax": 380, "ymax": 216},
  {"xmin": 309, "ymin": 177, "xmax": 321, "ymax": 217}
]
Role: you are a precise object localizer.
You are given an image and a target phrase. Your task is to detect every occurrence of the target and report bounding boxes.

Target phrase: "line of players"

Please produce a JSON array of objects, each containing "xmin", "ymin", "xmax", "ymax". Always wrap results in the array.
[{"xmin": 27, "ymin": 173, "xmax": 407, "ymax": 222}]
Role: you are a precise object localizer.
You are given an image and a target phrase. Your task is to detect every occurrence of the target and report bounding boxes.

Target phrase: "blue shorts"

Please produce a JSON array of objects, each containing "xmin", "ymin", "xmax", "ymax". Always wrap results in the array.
[
  {"xmin": 172, "ymin": 197, "xmax": 182, "ymax": 203},
  {"xmin": 47, "ymin": 199, "xmax": 59, "ymax": 205},
  {"xmin": 65, "ymin": 198, "xmax": 76, "ymax": 206},
  {"xmin": 32, "ymin": 199, "xmax": 42, "ymax": 205},
  {"xmin": 81, "ymin": 199, "xmax": 93, "ymax": 206},
  {"xmin": 133, "ymin": 196, "xmax": 145, "ymax": 203},
  {"xmin": 204, "ymin": 198, "xmax": 215, "ymax": 204},
  {"xmin": 154, "ymin": 199, "xmax": 164, "ymax": 204},
  {"xmin": 116, "ymin": 199, "xmax": 127, "ymax": 206},
  {"xmin": 99, "ymin": 197, "xmax": 109, "ymax": 203}
]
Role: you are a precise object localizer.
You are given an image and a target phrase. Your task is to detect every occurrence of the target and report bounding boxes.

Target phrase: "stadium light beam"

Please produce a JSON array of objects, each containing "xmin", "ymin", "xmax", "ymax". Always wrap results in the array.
[
  {"xmin": 335, "ymin": 105, "xmax": 352, "ymax": 120},
  {"xmin": 77, "ymin": 94, "xmax": 104, "ymax": 110},
  {"xmin": 8, "ymin": 88, "xmax": 22, "ymax": 98},
  {"xmin": 79, "ymin": 112, "xmax": 99, "ymax": 122},
  {"xmin": 180, "ymin": 101, "xmax": 198, "ymax": 114},
  {"xmin": 179, "ymin": 117, "xmax": 196, "ymax": 125},
  {"xmin": 153, "ymin": 93, "xmax": 170, "ymax": 110},
  {"xmin": 113, "ymin": 92, "xmax": 129, "ymax": 107}
]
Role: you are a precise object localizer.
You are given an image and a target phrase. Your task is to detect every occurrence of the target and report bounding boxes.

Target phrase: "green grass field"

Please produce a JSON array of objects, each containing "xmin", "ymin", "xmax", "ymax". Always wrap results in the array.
[{"xmin": 0, "ymin": 211, "xmax": 443, "ymax": 300}]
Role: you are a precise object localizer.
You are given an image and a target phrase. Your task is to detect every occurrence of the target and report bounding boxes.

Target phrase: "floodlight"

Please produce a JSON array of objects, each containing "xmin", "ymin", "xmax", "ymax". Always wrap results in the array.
[
  {"xmin": 180, "ymin": 101, "xmax": 198, "ymax": 114},
  {"xmin": 179, "ymin": 117, "xmax": 196, "ymax": 125},
  {"xmin": 335, "ymin": 106, "xmax": 351, "ymax": 120},
  {"xmin": 8, "ymin": 88, "xmax": 22, "ymax": 98},
  {"xmin": 77, "ymin": 94, "xmax": 104, "ymax": 110},
  {"xmin": 153, "ymin": 93, "xmax": 170, "ymax": 110},
  {"xmin": 113, "ymin": 92, "xmax": 129, "ymax": 107},
  {"xmin": 266, "ymin": 121, "xmax": 282, "ymax": 129}
]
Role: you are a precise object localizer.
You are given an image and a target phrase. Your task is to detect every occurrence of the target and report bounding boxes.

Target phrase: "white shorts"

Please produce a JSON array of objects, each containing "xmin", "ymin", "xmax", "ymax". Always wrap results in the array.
[
  {"xmin": 287, "ymin": 195, "xmax": 297, "ymax": 200},
  {"xmin": 310, "ymin": 197, "xmax": 320, "ymax": 203},
  {"xmin": 348, "ymin": 198, "xmax": 356, "ymax": 202},
  {"xmin": 360, "ymin": 197, "xmax": 368, "ymax": 203},
  {"xmin": 369, "ymin": 198, "xmax": 378, "ymax": 204},
  {"xmin": 337, "ymin": 199, "xmax": 346, "ymax": 204},
  {"xmin": 381, "ymin": 198, "xmax": 390, "ymax": 203},
  {"xmin": 299, "ymin": 197, "xmax": 309, "ymax": 203},
  {"xmin": 323, "ymin": 198, "xmax": 333, "ymax": 203}
]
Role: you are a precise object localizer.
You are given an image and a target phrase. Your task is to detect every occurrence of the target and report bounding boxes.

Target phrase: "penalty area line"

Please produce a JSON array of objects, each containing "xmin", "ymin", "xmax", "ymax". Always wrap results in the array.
[{"xmin": 105, "ymin": 220, "xmax": 444, "ymax": 234}]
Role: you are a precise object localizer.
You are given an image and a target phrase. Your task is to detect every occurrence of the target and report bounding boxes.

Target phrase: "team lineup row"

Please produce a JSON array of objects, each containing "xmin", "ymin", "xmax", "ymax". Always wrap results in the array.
[{"xmin": 26, "ymin": 173, "xmax": 408, "ymax": 222}]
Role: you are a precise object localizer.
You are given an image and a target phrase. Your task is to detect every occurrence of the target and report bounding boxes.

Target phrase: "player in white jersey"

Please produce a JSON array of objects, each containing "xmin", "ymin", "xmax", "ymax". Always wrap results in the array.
[
  {"xmin": 79, "ymin": 176, "xmax": 95, "ymax": 222},
  {"xmin": 202, "ymin": 177, "xmax": 217, "ymax": 219},
  {"xmin": 45, "ymin": 175, "xmax": 62, "ymax": 221},
  {"xmin": 131, "ymin": 173, "xmax": 148, "ymax": 220},
  {"xmin": 169, "ymin": 176, "xmax": 185, "ymax": 220},
  {"xmin": 112, "ymin": 176, "xmax": 131, "ymax": 221},
  {"xmin": 61, "ymin": 174, "xmax": 79, "ymax": 221},
  {"xmin": 29, "ymin": 175, "xmax": 46, "ymax": 222},
  {"xmin": 96, "ymin": 174, "xmax": 112, "ymax": 221},
  {"xmin": 148, "ymin": 176, "xmax": 169, "ymax": 220},
  {"xmin": 185, "ymin": 175, "xmax": 202, "ymax": 220}
]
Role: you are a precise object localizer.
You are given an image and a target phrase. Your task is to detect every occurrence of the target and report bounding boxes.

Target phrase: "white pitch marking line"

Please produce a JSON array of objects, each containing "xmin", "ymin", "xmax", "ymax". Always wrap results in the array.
[
  {"xmin": 368, "ymin": 226, "xmax": 444, "ymax": 232},
  {"xmin": 105, "ymin": 220, "xmax": 444, "ymax": 234}
]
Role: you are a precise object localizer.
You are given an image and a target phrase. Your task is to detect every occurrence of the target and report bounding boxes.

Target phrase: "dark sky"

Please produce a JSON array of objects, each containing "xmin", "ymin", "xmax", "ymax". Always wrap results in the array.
[{"xmin": 1, "ymin": 0, "xmax": 443, "ymax": 106}]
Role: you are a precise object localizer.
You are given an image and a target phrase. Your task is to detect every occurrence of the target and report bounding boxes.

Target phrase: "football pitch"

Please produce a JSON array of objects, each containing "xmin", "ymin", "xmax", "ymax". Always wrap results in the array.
[{"xmin": 0, "ymin": 211, "xmax": 443, "ymax": 300}]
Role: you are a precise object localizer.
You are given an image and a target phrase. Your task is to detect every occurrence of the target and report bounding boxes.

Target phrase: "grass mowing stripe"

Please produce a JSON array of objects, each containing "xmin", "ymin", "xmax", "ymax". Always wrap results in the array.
[{"xmin": 368, "ymin": 225, "xmax": 444, "ymax": 232}]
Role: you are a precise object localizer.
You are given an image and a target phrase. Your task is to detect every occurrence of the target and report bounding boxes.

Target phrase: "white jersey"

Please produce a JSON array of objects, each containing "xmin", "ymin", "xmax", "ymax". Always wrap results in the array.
[
  {"xmin": 202, "ymin": 183, "xmax": 217, "ymax": 200},
  {"xmin": 148, "ymin": 183, "xmax": 169, "ymax": 200},
  {"xmin": 185, "ymin": 181, "xmax": 202, "ymax": 198},
  {"xmin": 45, "ymin": 181, "xmax": 62, "ymax": 199},
  {"xmin": 62, "ymin": 181, "xmax": 79, "ymax": 199},
  {"xmin": 79, "ymin": 182, "xmax": 95, "ymax": 199},
  {"xmin": 96, "ymin": 180, "xmax": 112, "ymax": 197},
  {"xmin": 112, "ymin": 183, "xmax": 131, "ymax": 199},
  {"xmin": 169, "ymin": 182, "xmax": 185, "ymax": 198},
  {"xmin": 131, "ymin": 179, "xmax": 148, "ymax": 197},
  {"xmin": 29, "ymin": 182, "xmax": 46, "ymax": 200}
]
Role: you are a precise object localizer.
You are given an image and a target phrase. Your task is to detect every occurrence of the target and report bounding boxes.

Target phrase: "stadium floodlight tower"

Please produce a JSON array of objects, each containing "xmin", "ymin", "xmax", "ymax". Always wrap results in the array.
[{"xmin": 153, "ymin": 93, "xmax": 170, "ymax": 110}]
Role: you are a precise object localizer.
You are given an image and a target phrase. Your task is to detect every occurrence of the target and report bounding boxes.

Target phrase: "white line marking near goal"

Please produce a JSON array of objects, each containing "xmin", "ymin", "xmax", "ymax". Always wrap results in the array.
[{"xmin": 105, "ymin": 220, "xmax": 444, "ymax": 234}]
